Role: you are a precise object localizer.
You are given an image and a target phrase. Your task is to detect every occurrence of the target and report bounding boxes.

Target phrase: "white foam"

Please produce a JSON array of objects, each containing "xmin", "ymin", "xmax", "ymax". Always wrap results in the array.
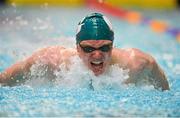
[
  {"xmin": 173, "ymin": 64, "xmax": 180, "ymax": 75},
  {"xmin": 91, "ymin": 64, "xmax": 129, "ymax": 90},
  {"xmin": 54, "ymin": 56, "xmax": 93, "ymax": 89},
  {"xmin": 25, "ymin": 60, "xmax": 55, "ymax": 87},
  {"xmin": 54, "ymin": 56, "xmax": 129, "ymax": 90},
  {"xmin": 25, "ymin": 55, "xmax": 130, "ymax": 90}
]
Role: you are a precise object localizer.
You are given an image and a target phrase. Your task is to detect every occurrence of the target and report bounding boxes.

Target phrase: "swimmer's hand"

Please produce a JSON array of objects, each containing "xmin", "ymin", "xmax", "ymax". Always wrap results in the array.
[{"xmin": 124, "ymin": 48, "xmax": 169, "ymax": 91}]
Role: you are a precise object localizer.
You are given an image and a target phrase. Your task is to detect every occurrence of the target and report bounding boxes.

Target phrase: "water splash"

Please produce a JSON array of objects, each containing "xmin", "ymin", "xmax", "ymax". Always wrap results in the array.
[
  {"xmin": 25, "ymin": 55, "xmax": 129, "ymax": 90},
  {"xmin": 0, "ymin": 7, "xmax": 180, "ymax": 117}
]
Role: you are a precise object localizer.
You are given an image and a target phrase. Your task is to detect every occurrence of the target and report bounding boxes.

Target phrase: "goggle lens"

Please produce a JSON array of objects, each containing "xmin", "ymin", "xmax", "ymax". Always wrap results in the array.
[{"xmin": 79, "ymin": 43, "xmax": 112, "ymax": 53}]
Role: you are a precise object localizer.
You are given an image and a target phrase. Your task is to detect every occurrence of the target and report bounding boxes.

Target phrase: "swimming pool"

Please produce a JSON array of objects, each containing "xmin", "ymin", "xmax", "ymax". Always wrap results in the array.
[{"xmin": 0, "ymin": 6, "xmax": 180, "ymax": 117}]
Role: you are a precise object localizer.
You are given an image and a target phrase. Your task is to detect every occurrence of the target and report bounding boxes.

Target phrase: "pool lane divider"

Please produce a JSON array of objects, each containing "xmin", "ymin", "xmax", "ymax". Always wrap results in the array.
[{"xmin": 86, "ymin": 0, "xmax": 180, "ymax": 43}]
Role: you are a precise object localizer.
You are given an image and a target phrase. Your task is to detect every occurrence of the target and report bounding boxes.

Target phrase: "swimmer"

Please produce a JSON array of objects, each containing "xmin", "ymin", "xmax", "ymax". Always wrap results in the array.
[{"xmin": 0, "ymin": 13, "xmax": 169, "ymax": 90}]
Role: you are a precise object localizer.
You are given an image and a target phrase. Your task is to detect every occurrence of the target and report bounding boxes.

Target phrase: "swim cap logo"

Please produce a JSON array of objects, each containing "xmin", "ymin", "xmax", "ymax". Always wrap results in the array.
[
  {"xmin": 102, "ymin": 16, "xmax": 113, "ymax": 31},
  {"xmin": 76, "ymin": 16, "xmax": 86, "ymax": 34},
  {"xmin": 76, "ymin": 23, "xmax": 84, "ymax": 35}
]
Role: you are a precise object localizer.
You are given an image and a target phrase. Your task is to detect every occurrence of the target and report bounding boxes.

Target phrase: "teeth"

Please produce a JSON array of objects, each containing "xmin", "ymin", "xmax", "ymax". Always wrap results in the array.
[{"xmin": 91, "ymin": 61, "xmax": 102, "ymax": 65}]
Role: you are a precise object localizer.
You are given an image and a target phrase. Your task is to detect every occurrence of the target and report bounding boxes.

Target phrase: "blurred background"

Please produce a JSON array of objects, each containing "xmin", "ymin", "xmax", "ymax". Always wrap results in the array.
[
  {"xmin": 0, "ymin": 0, "xmax": 180, "ymax": 71},
  {"xmin": 0, "ymin": 0, "xmax": 180, "ymax": 62},
  {"xmin": 0, "ymin": 0, "xmax": 180, "ymax": 117},
  {"xmin": 0, "ymin": 0, "xmax": 179, "ymax": 9}
]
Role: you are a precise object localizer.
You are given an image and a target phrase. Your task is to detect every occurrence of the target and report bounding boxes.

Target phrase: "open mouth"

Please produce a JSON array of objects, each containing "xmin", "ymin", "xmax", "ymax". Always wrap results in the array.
[{"xmin": 90, "ymin": 61, "xmax": 104, "ymax": 69}]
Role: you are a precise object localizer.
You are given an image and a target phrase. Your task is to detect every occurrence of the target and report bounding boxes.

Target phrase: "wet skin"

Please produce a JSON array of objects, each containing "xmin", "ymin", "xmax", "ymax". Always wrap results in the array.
[
  {"xmin": 77, "ymin": 40, "xmax": 112, "ymax": 76},
  {"xmin": 0, "ymin": 40, "xmax": 169, "ymax": 90}
]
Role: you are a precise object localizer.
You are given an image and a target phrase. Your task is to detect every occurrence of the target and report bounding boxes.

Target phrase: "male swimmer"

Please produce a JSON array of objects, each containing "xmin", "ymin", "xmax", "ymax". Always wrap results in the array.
[{"xmin": 0, "ymin": 13, "xmax": 169, "ymax": 90}]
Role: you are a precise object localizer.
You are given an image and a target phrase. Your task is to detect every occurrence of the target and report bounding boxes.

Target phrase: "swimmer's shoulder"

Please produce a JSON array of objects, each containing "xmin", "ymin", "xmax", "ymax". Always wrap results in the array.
[
  {"xmin": 112, "ymin": 48, "xmax": 136, "ymax": 61},
  {"xmin": 32, "ymin": 46, "xmax": 77, "ymax": 57},
  {"xmin": 111, "ymin": 48, "xmax": 130, "ymax": 67},
  {"xmin": 26, "ymin": 46, "xmax": 77, "ymax": 66},
  {"xmin": 121, "ymin": 48, "xmax": 155, "ymax": 63},
  {"xmin": 111, "ymin": 48, "xmax": 151, "ymax": 67},
  {"xmin": 112, "ymin": 47, "xmax": 152, "ymax": 59}
]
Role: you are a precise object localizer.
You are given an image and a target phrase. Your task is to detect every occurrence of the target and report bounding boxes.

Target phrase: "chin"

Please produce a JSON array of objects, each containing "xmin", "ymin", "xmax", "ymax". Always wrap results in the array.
[
  {"xmin": 91, "ymin": 66, "xmax": 106, "ymax": 76},
  {"xmin": 93, "ymin": 70, "xmax": 104, "ymax": 76}
]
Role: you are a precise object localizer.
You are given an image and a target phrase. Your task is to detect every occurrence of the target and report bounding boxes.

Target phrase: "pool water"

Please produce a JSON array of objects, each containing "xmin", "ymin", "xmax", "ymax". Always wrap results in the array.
[{"xmin": 0, "ymin": 6, "xmax": 180, "ymax": 117}]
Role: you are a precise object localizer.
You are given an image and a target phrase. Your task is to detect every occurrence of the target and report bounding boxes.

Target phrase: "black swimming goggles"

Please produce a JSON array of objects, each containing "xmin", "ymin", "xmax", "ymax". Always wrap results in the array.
[{"xmin": 79, "ymin": 43, "xmax": 112, "ymax": 53}]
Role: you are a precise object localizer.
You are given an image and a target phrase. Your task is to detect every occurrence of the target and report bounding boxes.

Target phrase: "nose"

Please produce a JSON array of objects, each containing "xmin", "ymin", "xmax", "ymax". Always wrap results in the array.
[{"xmin": 91, "ymin": 50, "xmax": 103, "ymax": 59}]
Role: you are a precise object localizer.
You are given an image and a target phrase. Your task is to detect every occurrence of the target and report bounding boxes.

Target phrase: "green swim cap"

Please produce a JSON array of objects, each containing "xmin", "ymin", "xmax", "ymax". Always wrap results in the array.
[{"xmin": 76, "ymin": 13, "xmax": 114, "ymax": 44}]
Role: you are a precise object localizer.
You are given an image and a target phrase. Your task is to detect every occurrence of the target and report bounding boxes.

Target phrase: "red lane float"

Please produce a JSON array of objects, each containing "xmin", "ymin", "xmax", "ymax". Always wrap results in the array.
[{"xmin": 86, "ymin": 0, "xmax": 180, "ymax": 42}]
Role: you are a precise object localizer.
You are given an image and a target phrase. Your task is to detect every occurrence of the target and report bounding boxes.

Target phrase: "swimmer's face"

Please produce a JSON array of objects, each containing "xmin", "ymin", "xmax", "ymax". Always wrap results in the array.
[{"xmin": 77, "ymin": 40, "xmax": 113, "ymax": 76}]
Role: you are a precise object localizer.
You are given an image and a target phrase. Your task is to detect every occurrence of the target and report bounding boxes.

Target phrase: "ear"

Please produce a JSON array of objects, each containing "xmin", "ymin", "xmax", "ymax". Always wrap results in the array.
[
  {"xmin": 76, "ymin": 44, "xmax": 80, "ymax": 53},
  {"xmin": 76, "ymin": 45, "xmax": 83, "ymax": 59}
]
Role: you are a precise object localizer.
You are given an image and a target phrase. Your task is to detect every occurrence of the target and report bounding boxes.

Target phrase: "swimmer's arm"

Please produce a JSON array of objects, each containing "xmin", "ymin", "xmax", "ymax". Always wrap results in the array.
[
  {"xmin": 123, "ymin": 48, "xmax": 169, "ymax": 91},
  {"xmin": 0, "ymin": 57, "xmax": 34, "ymax": 86},
  {"xmin": 140, "ymin": 51, "xmax": 170, "ymax": 91},
  {"xmin": 127, "ymin": 61, "xmax": 169, "ymax": 91},
  {"xmin": 0, "ymin": 46, "xmax": 76, "ymax": 86},
  {"xmin": 0, "ymin": 46, "xmax": 67, "ymax": 86},
  {"xmin": 0, "ymin": 48, "xmax": 49, "ymax": 86},
  {"xmin": 149, "ymin": 61, "xmax": 170, "ymax": 90}
]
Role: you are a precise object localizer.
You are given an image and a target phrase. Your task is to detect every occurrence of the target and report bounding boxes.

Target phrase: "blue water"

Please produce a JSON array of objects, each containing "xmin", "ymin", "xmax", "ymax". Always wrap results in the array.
[{"xmin": 0, "ymin": 6, "xmax": 180, "ymax": 117}]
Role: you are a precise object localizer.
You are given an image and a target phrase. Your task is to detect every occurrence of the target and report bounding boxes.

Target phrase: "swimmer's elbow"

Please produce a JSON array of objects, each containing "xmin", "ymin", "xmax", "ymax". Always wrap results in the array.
[
  {"xmin": 0, "ymin": 72, "xmax": 6, "ymax": 85},
  {"xmin": 152, "ymin": 62, "xmax": 170, "ymax": 91},
  {"xmin": 162, "ymin": 83, "xmax": 170, "ymax": 91},
  {"xmin": 0, "ymin": 73, "xmax": 24, "ymax": 86},
  {"xmin": 157, "ymin": 66, "xmax": 170, "ymax": 91},
  {"xmin": 0, "ymin": 72, "xmax": 14, "ymax": 86},
  {"xmin": 161, "ymin": 72, "xmax": 170, "ymax": 91},
  {"xmin": 0, "ymin": 61, "xmax": 31, "ymax": 86}
]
